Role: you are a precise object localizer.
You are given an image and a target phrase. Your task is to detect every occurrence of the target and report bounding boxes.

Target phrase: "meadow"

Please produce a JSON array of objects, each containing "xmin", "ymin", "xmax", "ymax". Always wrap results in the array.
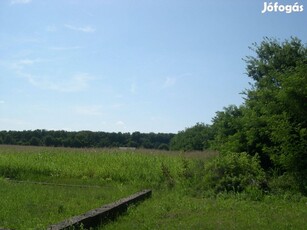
[{"xmin": 0, "ymin": 145, "xmax": 306, "ymax": 229}]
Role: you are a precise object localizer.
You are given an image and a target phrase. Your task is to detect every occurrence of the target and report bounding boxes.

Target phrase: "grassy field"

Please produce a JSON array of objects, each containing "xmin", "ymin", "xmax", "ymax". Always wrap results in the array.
[
  {"xmin": 0, "ymin": 178, "xmax": 130, "ymax": 229},
  {"xmin": 0, "ymin": 145, "xmax": 306, "ymax": 229},
  {"xmin": 104, "ymin": 192, "xmax": 307, "ymax": 230}
]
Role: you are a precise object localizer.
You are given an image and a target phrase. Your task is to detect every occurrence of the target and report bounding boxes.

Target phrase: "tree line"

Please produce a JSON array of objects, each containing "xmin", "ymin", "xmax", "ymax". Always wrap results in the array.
[
  {"xmin": 171, "ymin": 37, "xmax": 307, "ymax": 193},
  {"xmin": 0, "ymin": 130, "xmax": 174, "ymax": 150}
]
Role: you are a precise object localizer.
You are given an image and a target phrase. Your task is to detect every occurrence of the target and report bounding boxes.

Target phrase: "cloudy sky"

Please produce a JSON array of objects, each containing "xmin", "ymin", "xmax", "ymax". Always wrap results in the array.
[{"xmin": 0, "ymin": 0, "xmax": 306, "ymax": 133}]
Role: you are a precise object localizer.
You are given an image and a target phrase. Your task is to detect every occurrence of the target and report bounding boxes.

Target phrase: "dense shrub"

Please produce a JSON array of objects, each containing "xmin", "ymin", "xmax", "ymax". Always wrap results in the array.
[
  {"xmin": 170, "ymin": 123, "xmax": 213, "ymax": 151},
  {"xmin": 267, "ymin": 172, "xmax": 301, "ymax": 195},
  {"xmin": 203, "ymin": 152, "xmax": 266, "ymax": 194}
]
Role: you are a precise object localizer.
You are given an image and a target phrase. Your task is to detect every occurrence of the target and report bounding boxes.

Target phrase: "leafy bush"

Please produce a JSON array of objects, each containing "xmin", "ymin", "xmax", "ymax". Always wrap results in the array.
[
  {"xmin": 170, "ymin": 123, "xmax": 213, "ymax": 151},
  {"xmin": 267, "ymin": 172, "xmax": 301, "ymax": 195},
  {"xmin": 203, "ymin": 152, "xmax": 266, "ymax": 194}
]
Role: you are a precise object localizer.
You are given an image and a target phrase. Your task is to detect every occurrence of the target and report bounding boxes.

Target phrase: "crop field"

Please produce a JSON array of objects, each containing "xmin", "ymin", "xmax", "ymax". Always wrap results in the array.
[{"xmin": 0, "ymin": 145, "xmax": 306, "ymax": 229}]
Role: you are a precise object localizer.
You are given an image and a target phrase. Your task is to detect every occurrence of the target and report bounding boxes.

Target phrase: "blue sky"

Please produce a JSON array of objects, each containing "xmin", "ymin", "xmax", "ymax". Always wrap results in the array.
[{"xmin": 0, "ymin": 0, "xmax": 306, "ymax": 133}]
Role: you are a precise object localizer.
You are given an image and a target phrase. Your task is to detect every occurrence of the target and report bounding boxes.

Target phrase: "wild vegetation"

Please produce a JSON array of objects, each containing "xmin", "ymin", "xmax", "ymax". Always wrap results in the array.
[
  {"xmin": 0, "ymin": 145, "xmax": 213, "ymax": 229},
  {"xmin": 0, "ymin": 145, "xmax": 306, "ymax": 229},
  {"xmin": 171, "ymin": 37, "xmax": 307, "ymax": 195},
  {"xmin": 1, "ymin": 37, "xmax": 306, "ymax": 229}
]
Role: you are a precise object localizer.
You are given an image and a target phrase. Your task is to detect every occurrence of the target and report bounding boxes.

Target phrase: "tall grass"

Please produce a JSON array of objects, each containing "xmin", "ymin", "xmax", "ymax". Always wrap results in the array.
[
  {"xmin": 0, "ymin": 145, "xmax": 214, "ymax": 229},
  {"xmin": 0, "ymin": 145, "xmax": 306, "ymax": 229},
  {"xmin": 0, "ymin": 145, "xmax": 208, "ymax": 189},
  {"xmin": 0, "ymin": 177, "xmax": 131, "ymax": 229}
]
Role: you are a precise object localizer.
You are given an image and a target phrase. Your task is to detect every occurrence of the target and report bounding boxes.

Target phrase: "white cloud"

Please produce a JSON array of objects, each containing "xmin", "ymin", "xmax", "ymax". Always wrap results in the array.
[
  {"xmin": 19, "ymin": 59, "xmax": 35, "ymax": 65},
  {"xmin": 116, "ymin": 121, "xmax": 125, "ymax": 126},
  {"xmin": 10, "ymin": 58, "xmax": 41, "ymax": 71},
  {"xmin": 46, "ymin": 25, "xmax": 57, "ymax": 32},
  {"xmin": 49, "ymin": 46, "xmax": 82, "ymax": 51},
  {"xmin": 115, "ymin": 94, "xmax": 123, "ymax": 98},
  {"xmin": 24, "ymin": 73, "xmax": 92, "ymax": 93},
  {"xmin": 111, "ymin": 103, "xmax": 123, "ymax": 109},
  {"xmin": 10, "ymin": 0, "xmax": 32, "ymax": 5},
  {"xmin": 162, "ymin": 77, "xmax": 176, "ymax": 88},
  {"xmin": 0, "ymin": 100, "xmax": 5, "ymax": 104},
  {"xmin": 130, "ymin": 82, "xmax": 137, "ymax": 94},
  {"xmin": 6, "ymin": 58, "xmax": 92, "ymax": 93},
  {"xmin": 14, "ymin": 36, "xmax": 40, "ymax": 43},
  {"xmin": 0, "ymin": 118, "xmax": 31, "ymax": 130},
  {"xmin": 74, "ymin": 105, "xmax": 103, "ymax": 116},
  {"xmin": 64, "ymin": 24, "xmax": 96, "ymax": 33}
]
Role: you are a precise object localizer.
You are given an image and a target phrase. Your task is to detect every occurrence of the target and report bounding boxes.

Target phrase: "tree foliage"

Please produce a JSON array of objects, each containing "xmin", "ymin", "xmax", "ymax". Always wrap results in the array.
[
  {"xmin": 243, "ymin": 38, "xmax": 307, "ymax": 190},
  {"xmin": 245, "ymin": 37, "xmax": 306, "ymax": 82},
  {"xmin": 209, "ymin": 105, "xmax": 246, "ymax": 153},
  {"xmin": 170, "ymin": 123, "xmax": 213, "ymax": 151},
  {"xmin": 170, "ymin": 37, "xmax": 307, "ymax": 193}
]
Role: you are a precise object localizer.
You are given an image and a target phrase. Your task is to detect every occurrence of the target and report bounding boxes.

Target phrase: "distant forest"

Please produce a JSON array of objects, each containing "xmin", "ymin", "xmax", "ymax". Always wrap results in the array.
[{"xmin": 0, "ymin": 130, "xmax": 174, "ymax": 150}]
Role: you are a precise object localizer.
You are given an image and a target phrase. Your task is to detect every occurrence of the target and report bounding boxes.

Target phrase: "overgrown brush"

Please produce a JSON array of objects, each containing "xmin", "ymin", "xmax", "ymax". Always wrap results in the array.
[
  {"xmin": 0, "ymin": 146, "xmax": 306, "ymax": 229},
  {"xmin": 202, "ymin": 152, "xmax": 267, "ymax": 195}
]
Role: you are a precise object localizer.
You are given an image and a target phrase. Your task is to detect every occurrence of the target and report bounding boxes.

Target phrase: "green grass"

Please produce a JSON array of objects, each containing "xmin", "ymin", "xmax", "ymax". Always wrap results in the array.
[
  {"xmin": 103, "ymin": 191, "xmax": 307, "ymax": 230},
  {"xmin": 0, "ymin": 145, "xmax": 193, "ymax": 187},
  {"xmin": 0, "ymin": 145, "xmax": 202, "ymax": 229},
  {"xmin": 0, "ymin": 178, "xmax": 134, "ymax": 229},
  {"xmin": 0, "ymin": 145, "xmax": 306, "ymax": 229}
]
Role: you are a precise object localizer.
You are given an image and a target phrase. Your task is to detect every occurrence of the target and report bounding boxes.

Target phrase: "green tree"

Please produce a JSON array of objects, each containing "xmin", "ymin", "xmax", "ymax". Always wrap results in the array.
[
  {"xmin": 30, "ymin": 137, "xmax": 41, "ymax": 146},
  {"xmin": 44, "ymin": 135, "xmax": 55, "ymax": 147},
  {"xmin": 209, "ymin": 105, "xmax": 247, "ymax": 154},
  {"xmin": 170, "ymin": 123, "xmax": 213, "ymax": 151},
  {"xmin": 243, "ymin": 37, "xmax": 307, "ymax": 192},
  {"xmin": 245, "ymin": 37, "xmax": 306, "ymax": 82},
  {"xmin": 4, "ymin": 134, "xmax": 16, "ymax": 145}
]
